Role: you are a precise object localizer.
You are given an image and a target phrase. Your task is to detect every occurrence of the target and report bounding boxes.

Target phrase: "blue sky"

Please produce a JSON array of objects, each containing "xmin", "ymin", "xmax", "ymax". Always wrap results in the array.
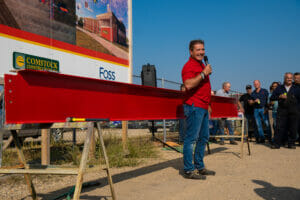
[{"xmin": 132, "ymin": 0, "xmax": 300, "ymax": 92}]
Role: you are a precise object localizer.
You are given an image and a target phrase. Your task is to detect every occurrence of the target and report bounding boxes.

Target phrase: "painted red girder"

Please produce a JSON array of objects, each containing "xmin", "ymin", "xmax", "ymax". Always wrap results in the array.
[{"xmin": 4, "ymin": 70, "xmax": 237, "ymax": 124}]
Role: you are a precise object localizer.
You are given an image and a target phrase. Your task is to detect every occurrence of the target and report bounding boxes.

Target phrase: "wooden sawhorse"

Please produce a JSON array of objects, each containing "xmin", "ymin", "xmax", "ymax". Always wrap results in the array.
[
  {"xmin": 208, "ymin": 117, "xmax": 251, "ymax": 158},
  {"xmin": 0, "ymin": 121, "xmax": 116, "ymax": 200}
]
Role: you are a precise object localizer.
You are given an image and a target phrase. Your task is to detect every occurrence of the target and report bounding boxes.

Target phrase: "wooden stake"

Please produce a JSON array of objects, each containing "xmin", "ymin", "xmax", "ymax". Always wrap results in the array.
[
  {"xmin": 73, "ymin": 122, "xmax": 94, "ymax": 200},
  {"xmin": 3, "ymin": 135, "xmax": 13, "ymax": 151},
  {"xmin": 122, "ymin": 121, "xmax": 129, "ymax": 155},
  {"xmin": 97, "ymin": 122, "xmax": 116, "ymax": 200},
  {"xmin": 89, "ymin": 127, "xmax": 96, "ymax": 159},
  {"xmin": 41, "ymin": 129, "xmax": 50, "ymax": 165},
  {"xmin": 11, "ymin": 130, "xmax": 37, "ymax": 200}
]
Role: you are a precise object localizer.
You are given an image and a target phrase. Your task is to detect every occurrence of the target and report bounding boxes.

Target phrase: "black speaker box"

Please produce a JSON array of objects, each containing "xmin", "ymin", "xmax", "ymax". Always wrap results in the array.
[{"xmin": 141, "ymin": 64, "xmax": 157, "ymax": 87}]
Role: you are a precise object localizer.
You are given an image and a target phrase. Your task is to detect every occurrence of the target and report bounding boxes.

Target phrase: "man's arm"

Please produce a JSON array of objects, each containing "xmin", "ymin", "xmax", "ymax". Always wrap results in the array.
[
  {"xmin": 270, "ymin": 87, "xmax": 281, "ymax": 101},
  {"xmin": 265, "ymin": 89, "xmax": 269, "ymax": 105},
  {"xmin": 184, "ymin": 64, "xmax": 212, "ymax": 90},
  {"xmin": 237, "ymin": 101, "xmax": 244, "ymax": 113},
  {"xmin": 184, "ymin": 73, "xmax": 204, "ymax": 90}
]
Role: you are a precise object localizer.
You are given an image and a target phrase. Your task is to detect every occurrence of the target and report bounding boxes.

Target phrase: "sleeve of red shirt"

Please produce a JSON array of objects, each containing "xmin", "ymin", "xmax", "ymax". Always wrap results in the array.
[{"xmin": 181, "ymin": 65, "xmax": 195, "ymax": 82}]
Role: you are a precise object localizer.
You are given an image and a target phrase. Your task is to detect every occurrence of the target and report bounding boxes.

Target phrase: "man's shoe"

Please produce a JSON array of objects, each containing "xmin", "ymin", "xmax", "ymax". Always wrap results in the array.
[
  {"xmin": 209, "ymin": 138, "xmax": 217, "ymax": 143},
  {"xmin": 198, "ymin": 168, "xmax": 216, "ymax": 176},
  {"xmin": 230, "ymin": 140, "xmax": 238, "ymax": 145},
  {"xmin": 258, "ymin": 139, "xmax": 265, "ymax": 144},
  {"xmin": 255, "ymin": 138, "xmax": 260, "ymax": 143},
  {"xmin": 184, "ymin": 170, "xmax": 206, "ymax": 180},
  {"xmin": 270, "ymin": 144, "xmax": 280, "ymax": 149},
  {"xmin": 287, "ymin": 145, "xmax": 296, "ymax": 149},
  {"xmin": 219, "ymin": 141, "xmax": 225, "ymax": 145}
]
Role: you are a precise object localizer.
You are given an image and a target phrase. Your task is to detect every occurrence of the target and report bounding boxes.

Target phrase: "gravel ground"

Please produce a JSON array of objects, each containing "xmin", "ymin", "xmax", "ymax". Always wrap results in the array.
[{"xmin": 1, "ymin": 140, "xmax": 300, "ymax": 199}]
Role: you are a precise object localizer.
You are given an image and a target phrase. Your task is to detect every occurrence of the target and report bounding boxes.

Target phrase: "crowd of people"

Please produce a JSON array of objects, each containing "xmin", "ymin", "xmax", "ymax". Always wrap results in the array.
[
  {"xmin": 208, "ymin": 73, "xmax": 300, "ymax": 149},
  {"xmin": 238, "ymin": 73, "xmax": 300, "ymax": 149},
  {"xmin": 207, "ymin": 73, "xmax": 300, "ymax": 149},
  {"xmin": 180, "ymin": 39, "xmax": 300, "ymax": 179}
]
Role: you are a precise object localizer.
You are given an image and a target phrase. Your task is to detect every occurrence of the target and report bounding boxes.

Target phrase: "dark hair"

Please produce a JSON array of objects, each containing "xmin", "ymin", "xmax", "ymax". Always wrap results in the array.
[
  {"xmin": 270, "ymin": 81, "xmax": 279, "ymax": 90},
  {"xmin": 271, "ymin": 81, "xmax": 279, "ymax": 87},
  {"xmin": 189, "ymin": 39, "xmax": 204, "ymax": 51},
  {"xmin": 294, "ymin": 72, "xmax": 300, "ymax": 76}
]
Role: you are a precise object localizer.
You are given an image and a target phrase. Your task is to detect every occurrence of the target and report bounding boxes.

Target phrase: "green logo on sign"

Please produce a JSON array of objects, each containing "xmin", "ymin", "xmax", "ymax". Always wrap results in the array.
[{"xmin": 13, "ymin": 52, "xmax": 59, "ymax": 72}]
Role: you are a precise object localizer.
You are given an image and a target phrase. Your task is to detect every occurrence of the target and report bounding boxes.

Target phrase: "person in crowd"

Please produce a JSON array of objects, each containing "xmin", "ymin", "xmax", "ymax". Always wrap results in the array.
[
  {"xmin": 293, "ymin": 72, "xmax": 300, "ymax": 146},
  {"xmin": 249, "ymin": 80, "xmax": 272, "ymax": 143},
  {"xmin": 269, "ymin": 82, "xmax": 279, "ymax": 137},
  {"xmin": 239, "ymin": 85, "xmax": 257, "ymax": 140},
  {"xmin": 270, "ymin": 73, "xmax": 300, "ymax": 149},
  {"xmin": 216, "ymin": 82, "xmax": 239, "ymax": 145},
  {"xmin": 181, "ymin": 39, "xmax": 215, "ymax": 179}
]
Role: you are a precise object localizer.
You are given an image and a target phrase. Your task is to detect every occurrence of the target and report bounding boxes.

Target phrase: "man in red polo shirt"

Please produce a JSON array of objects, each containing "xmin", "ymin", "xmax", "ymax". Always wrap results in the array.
[{"xmin": 181, "ymin": 39, "xmax": 215, "ymax": 179}]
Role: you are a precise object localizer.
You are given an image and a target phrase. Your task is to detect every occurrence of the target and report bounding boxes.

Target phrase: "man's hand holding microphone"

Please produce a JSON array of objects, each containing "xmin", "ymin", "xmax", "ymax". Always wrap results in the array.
[
  {"xmin": 202, "ymin": 64, "xmax": 212, "ymax": 76},
  {"xmin": 200, "ymin": 56, "xmax": 212, "ymax": 80}
]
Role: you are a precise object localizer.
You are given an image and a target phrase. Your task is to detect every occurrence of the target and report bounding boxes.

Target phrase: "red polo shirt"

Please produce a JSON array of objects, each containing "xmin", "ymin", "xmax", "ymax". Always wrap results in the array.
[{"xmin": 181, "ymin": 57, "xmax": 211, "ymax": 110}]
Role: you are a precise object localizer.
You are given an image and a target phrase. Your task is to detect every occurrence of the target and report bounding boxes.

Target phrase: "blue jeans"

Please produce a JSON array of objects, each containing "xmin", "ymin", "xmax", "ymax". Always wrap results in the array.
[
  {"xmin": 254, "ymin": 108, "xmax": 272, "ymax": 140},
  {"xmin": 183, "ymin": 104, "xmax": 209, "ymax": 172},
  {"xmin": 209, "ymin": 120, "xmax": 219, "ymax": 136},
  {"xmin": 179, "ymin": 119, "xmax": 186, "ymax": 142},
  {"xmin": 218, "ymin": 119, "xmax": 234, "ymax": 141}
]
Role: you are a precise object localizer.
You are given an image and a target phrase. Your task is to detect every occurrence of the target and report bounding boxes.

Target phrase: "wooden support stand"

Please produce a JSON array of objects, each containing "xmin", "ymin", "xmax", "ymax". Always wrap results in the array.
[
  {"xmin": 0, "ymin": 122, "xmax": 116, "ymax": 200},
  {"xmin": 41, "ymin": 129, "xmax": 50, "ymax": 165},
  {"xmin": 208, "ymin": 116, "xmax": 251, "ymax": 158}
]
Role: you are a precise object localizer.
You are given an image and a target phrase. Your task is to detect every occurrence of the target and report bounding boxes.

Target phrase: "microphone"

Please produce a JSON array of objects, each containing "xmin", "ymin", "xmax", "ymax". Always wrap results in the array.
[
  {"xmin": 204, "ymin": 56, "xmax": 209, "ymax": 65},
  {"xmin": 203, "ymin": 55, "xmax": 212, "ymax": 75}
]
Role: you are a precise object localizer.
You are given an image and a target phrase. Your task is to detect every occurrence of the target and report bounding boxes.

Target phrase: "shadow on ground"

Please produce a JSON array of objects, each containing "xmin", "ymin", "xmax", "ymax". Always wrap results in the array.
[
  {"xmin": 253, "ymin": 180, "xmax": 300, "ymax": 200},
  {"xmin": 39, "ymin": 147, "xmax": 227, "ymax": 199}
]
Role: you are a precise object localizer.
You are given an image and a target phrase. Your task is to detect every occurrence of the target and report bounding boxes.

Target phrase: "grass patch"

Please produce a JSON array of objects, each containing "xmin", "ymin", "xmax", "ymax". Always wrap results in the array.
[
  {"xmin": 76, "ymin": 29, "xmax": 114, "ymax": 56},
  {"xmin": 94, "ymin": 135, "xmax": 159, "ymax": 167},
  {"xmin": 2, "ymin": 136, "xmax": 159, "ymax": 168}
]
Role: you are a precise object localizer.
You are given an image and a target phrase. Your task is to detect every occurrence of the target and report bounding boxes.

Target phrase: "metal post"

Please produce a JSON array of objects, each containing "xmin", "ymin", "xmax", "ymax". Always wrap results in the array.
[
  {"xmin": 72, "ymin": 128, "xmax": 76, "ymax": 150},
  {"xmin": 151, "ymin": 121, "xmax": 155, "ymax": 140},
  {"xmin": 240, "ymin": 116, "xmax": 245, "ymax": 158},
  {"xmin": 162, "ymin": 78, "xmax": 167, "ymax": 144}
]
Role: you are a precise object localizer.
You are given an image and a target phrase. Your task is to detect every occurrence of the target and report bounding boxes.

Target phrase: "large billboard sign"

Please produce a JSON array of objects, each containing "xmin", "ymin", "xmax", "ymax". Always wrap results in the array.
[{"xmin": 0, "ymin": 0, "xmax": 131, "ymax": 83}]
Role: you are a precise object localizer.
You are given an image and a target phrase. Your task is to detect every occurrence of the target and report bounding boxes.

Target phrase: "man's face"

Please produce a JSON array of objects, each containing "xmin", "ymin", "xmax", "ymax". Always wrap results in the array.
[
  {"xmin": 190, "ymin": 43, "xmax": 205, "ymax": 61},
  {"xmin": 246, "ymin": 88, "xmax": 252, "ymax": 94},
  {"xmin": 224, "ymin": 83, "xmax": 231, "ymax": 92},
  {"xmin": 294, "ymin": 75, "xmax": 300, "ymax": 84},
  {"xmin": 253, "ymin": 80, "xmax": 260, "ymax": 89},
  {"xmin": 284, "ymin": 74, "xmax": 293, "ymax": 86}
]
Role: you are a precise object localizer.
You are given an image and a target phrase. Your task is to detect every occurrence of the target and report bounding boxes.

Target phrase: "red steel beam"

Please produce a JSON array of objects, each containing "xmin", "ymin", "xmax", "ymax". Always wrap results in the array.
[{"xmin": 4, "ymin": 70, "xmax": 237, "ymax": 124}]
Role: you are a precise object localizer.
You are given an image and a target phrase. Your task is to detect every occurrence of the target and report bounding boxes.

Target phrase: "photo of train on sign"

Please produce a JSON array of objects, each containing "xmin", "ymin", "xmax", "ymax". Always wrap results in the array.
[{"xmin": 0, "ymin": 0, "xmax": 131, "ymax": 83}]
